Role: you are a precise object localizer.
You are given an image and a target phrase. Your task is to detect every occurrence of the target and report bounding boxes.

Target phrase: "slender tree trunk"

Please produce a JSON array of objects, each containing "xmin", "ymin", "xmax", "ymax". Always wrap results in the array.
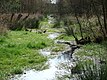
[
  {"xmin": 88, "ymin": 19, "xmax": 96, "ymax": 39},
  {"xmin": 70, "ymin": 27, "xmax": 79, "ymax": 44},
  {"xmin": 75, "ymin": 14, "xmax": 84, "ymax": 39},
  {"xmin": 10, "ymin": 13, "xmax": 15, "ymax": 22},
  {"xmin": 91, "ymin": 1, "xmax": 106, "ymax": 37},
  {"xmin": 102, "ymin": 0, "xmax": 107, "ymax": 35}
]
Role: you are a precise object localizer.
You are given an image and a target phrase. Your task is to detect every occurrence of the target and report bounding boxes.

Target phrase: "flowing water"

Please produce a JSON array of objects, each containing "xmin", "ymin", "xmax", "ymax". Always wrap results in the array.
[
  {"xmin": 11, "ymin": 33, "xmax": 76, "ymax": 80},
  {"xmin": 11, "ymin": 50, "xmax": 75, "ymax": 80},
  {"xmin": 47, "ymin": 33, "xmax": 61, "ymax": 40}
]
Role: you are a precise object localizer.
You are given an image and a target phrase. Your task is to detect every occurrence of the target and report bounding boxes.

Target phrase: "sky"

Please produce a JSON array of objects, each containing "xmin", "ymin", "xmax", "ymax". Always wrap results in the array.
[{"xmin": 51, "ymin": 0, "xmax": 57, "ymax": 4}]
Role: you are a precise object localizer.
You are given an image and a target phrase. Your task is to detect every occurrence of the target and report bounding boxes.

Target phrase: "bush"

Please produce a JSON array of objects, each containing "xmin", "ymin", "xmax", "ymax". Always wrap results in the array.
[
  {"xmin": 24, "ymin": 18, "xmax": 40, "ymax": 29},
  {"xmin": 52, "ymin": 22, "xmax": 61, "ymax": 28},
  {"xmin": 9, "ymin": 18, "xmax": 40, "ymax": 30},
  {"xmin": 64, "ymin": 26, "xmax": 74, "ymax": 35}
]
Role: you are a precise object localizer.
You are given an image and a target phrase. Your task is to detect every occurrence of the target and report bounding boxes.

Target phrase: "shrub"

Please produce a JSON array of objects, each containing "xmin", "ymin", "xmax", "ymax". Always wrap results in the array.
[
  {"xmin": 9, "ymin": 18, "xmax": 40, "ymax": 30},
  {"xmin": 64, "ymin": 26, "xmax": 74, "ymax": 35},
  {"xmin": 24, "ymin": 18, "xmax": 40, "ymax": 29},
  {"xmin": 52, "ymin": 22, "xmax": 61, "ymax": 28}
]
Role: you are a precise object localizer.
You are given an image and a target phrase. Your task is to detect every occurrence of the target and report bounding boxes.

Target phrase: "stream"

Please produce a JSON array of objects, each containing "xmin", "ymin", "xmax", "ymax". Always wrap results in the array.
[{"xmin": 11, "ymin": 33, "xmax": 77, "ymax": 80}]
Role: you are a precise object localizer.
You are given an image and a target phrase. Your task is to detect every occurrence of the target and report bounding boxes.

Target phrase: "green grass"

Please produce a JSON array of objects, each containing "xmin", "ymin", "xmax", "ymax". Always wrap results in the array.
[
  {"xmin": 40, "ymin": 21, "xmax": 54, "ymax": 28},
  {"xmin": 73, "ymin": 41, "xmax": 107, "ymax": 80},
  {"xmin": 75, "ymin": 41, "xmax": 107, "ymax": 58},
  {"xmin": 51, "ymin": 44, "xmax": 66, "ymax": 52},
  {"xmin": 74, "ymin": 41, "xmax": 107, "ymax": 70},
  {"xmin": 0, "ymin": 31, "xmax": 53, "ymax": 80},
  {"xmin": 56, "ymin": 34, "xmax": 75, "ymax": 41},
  {"xmin": 76, "ymin": 61, "xmax": 107, "ymax": 80}
]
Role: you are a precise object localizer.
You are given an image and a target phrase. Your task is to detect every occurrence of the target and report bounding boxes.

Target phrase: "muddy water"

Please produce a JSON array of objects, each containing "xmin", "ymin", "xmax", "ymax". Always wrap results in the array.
[{"xmin": 11, "ymin": 33, "xmax": 76, "ymax": 80}]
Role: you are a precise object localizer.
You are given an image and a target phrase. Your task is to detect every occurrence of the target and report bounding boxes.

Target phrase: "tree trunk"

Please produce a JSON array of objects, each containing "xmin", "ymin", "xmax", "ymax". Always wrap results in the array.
[
  {"xmin": 91, "ymin": 1, "xmax": 106, "ymax": 37},
  {"xmin": 102, "ymin": 0, "xmax": 107, "ymax": 35},
  {"xmin": 10, "ymin": 13, "xmax": 15, "ymax": 22},
  {"xmin": 75, "ymin": 14, "xmax": 84, "ymax": 39}
]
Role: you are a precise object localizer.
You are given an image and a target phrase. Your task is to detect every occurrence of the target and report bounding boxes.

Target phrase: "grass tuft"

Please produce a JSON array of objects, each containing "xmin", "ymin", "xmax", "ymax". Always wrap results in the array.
[
  {"xmin": 0, "ymin": 31, "xmax": 53, "ymax": 79},
  {"xmin": 11, "ymin": 68, "xmax": 23, "ymax": 75}
]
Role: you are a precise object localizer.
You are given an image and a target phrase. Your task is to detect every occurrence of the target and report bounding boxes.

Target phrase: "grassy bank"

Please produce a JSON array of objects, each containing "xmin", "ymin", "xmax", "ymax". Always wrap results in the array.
[
  {"xmin": 75, "ymin": 41, "xmax": 107, "ymax": 59},
  {"xmin": 73, "ymin": 41, "xmax": 107, "ymax": 80},
  {"xmin": 0, "ymin": 31, "xmax": 53, "ymax": 80}
]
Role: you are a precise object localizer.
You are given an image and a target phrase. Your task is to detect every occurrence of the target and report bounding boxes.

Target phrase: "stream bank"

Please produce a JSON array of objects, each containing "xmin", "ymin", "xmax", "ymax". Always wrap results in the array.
[{"xmin": 11, "ymin": 32, "xmax": 79, "ymax": 80}]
